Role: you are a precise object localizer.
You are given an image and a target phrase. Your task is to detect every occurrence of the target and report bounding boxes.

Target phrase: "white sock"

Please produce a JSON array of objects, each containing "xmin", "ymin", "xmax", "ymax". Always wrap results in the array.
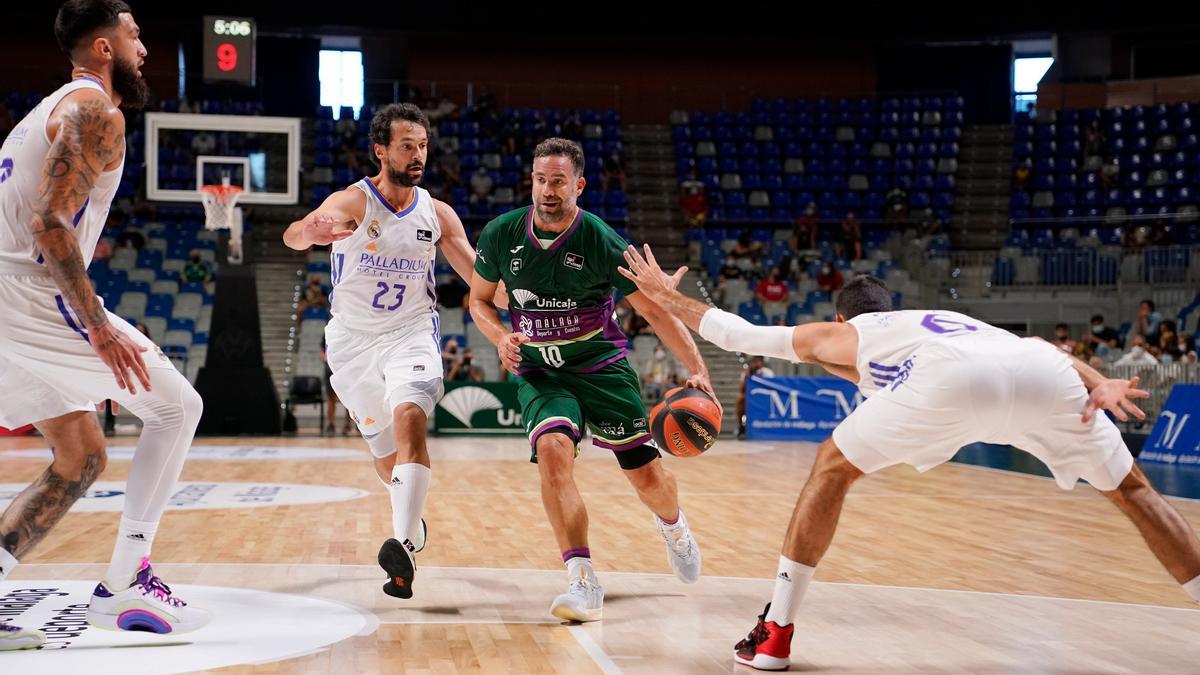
[
  {"xmin": 566, "ymin": 555, "xmax": 593, "ymax": 581},
  {"xmin": 105, "ymin": 516, "xmax": 158, "ymax": 588},
  {"xmin": 0, "ymin": 548, "xmax": 17, "ymax": 582},
  {"xmin": 390, "ymin": 464, "xmax": 431, "ymax": 545},
  {"xmin": 1184, "ymin": 574, "xmax": 1200, "ymax": 604},
  {"xmin": 764, "ymin": 556, "xmax": 815, "ymax": 626}
]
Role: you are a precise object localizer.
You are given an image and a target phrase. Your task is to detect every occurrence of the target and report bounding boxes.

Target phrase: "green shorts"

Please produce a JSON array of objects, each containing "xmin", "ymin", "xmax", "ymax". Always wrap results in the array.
[{"xmin": 519, "ymin": 358, "xmax": 659, "ymax": 467}]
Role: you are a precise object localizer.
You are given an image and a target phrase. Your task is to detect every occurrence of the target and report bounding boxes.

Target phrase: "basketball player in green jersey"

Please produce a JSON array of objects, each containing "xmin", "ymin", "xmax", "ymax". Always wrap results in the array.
[{"xmin": 469, "ymin": 138, "xmax": 720, "ymax": 622}]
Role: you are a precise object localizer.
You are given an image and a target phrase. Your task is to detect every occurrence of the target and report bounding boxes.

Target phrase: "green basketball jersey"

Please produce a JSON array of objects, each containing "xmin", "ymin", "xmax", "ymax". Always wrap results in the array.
[{"xmin": 474, "ymin": 206, "xmax": 638, "ymax": 374}]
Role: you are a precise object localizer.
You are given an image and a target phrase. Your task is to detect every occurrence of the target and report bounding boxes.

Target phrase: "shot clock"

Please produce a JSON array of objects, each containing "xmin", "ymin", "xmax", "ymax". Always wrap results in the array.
[{"xmin": 202, "ymin": 16, "xmax": 256, "ymax": 85}]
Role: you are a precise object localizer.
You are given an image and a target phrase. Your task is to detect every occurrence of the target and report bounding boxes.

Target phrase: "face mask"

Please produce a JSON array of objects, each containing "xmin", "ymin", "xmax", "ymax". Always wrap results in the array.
[
  {"xmin": 654, "ymin": 350, "xmax": 665, "ymax": 360},
  {"xmin": 1092, "ymin": 325, "xmax": 1104, "ymax": 334}
]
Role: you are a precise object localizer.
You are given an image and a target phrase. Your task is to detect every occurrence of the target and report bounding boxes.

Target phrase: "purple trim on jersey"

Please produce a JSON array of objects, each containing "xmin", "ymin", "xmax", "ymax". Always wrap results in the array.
[
  {"xmin": 431, "ymin": 315, "xmax": 441, "ymax": 353},
  {"xmin": 867, "ymin": 361, "xmax": 900, "ymax": 372},
  {"xmin": 530, "ymin": 420, "xmax": 580, "ymax": 449},
  {"xmin": 524, "ymin": 207, "xmax": 583, "ymax": 251},
  {"xmin": 509, "ymin": 302, "xmax": 617, "ymax": 344},
  {"xmin": 592, "ymin": 433, "xmax": 652, "ymax": 451},
  {"xmin": 363, "ymin": 178, "xmax": 420, "ymax": 219},
  {"xmin": 56, "ymin": 295, "xmax": 90, "ymax": 343},
  {"xmin": 575, "ymin": 350, "xmax": 628, "ymax": 374}
]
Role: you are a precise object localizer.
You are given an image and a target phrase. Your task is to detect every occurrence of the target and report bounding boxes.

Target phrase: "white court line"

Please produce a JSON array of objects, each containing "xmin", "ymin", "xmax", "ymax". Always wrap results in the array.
[
  {"xmin": 568, "ymin": 624, "xmax": 623, "ymax": 675},
  {"xmin": 421, "ymin": 490, "xmax": 1099, "ymax": 500},
  {"xmin": 15, "ymin": 563, "xmax": 1196, "ymax": 614},
  {"xmin": 378, "ymin": 620, "xmax": 561, "ymax": 625}
]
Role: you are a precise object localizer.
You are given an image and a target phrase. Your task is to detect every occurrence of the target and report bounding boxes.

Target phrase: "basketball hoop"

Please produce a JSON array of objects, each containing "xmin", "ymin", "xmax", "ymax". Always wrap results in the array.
[{"xmin": 200, "ymin": 183, "xmax": 243, "ymax": 232}]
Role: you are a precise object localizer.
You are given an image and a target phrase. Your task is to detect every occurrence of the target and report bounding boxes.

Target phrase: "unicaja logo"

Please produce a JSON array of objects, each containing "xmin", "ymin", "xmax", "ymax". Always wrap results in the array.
[
  {"xmin": 440, "ymin": 387, "xmax": 504, "ymax": 427},
  {"xmin": 513, "ymin": 289, "xmax": 539, "ymax": 308}
]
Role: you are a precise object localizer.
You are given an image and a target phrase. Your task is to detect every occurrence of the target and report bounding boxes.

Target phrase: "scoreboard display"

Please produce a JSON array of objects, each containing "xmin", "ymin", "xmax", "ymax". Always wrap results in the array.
[{"xmin": 202, "ymin": 16, "xmax": 256, "ymax": 85}]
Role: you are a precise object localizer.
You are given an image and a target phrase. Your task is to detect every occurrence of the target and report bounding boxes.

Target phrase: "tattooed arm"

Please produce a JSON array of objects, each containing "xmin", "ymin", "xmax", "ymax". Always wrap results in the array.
[{"xmin": 34, "ymin": 91, "xmax": 150, "ymax": 394}]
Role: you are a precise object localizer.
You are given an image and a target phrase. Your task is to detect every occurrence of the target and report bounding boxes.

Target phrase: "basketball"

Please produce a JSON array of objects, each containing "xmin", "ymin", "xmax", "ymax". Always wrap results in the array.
[{"xmin": 649, "ymin": 387, "xmax": 721, "ymax": 457}]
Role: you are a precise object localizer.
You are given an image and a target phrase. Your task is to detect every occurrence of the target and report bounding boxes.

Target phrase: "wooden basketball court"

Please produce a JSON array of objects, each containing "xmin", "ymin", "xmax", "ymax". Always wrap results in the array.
[{"xmin": 2, "ymin": 434, "xmax": 1199, "ymax": 673}]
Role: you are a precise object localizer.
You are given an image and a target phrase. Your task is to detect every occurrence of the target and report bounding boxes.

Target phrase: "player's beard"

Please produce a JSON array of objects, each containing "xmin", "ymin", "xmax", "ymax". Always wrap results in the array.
[
  {"xmin": 388, "ymin": 159, "xmax": 423, "ymax": 187},
  {"xmin": 535, "ymin": 197, "xmax": 570, "ymax": 225},
  {"xmin": 112, "ymin": 54, "xmax": 149, "ymax": 110}
]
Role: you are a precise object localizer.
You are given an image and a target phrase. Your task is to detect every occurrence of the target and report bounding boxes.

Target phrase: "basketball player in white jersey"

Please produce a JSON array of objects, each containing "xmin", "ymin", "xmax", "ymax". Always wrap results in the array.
[
  {"xmin": 618, "ymin": 246, "xmax": 1200, "ymax": 671},
  {"xmin": 0, "ymin": 1, "xmax": 209, "ymax": 651},
  {"xmin": 283, "ymin": 102, "xmax": 498, "ymax": 600}
]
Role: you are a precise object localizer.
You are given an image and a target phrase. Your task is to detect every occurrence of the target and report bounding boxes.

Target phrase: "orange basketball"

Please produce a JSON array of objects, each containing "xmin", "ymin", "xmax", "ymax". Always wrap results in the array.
[{"xmin": 649, "ymin": 387, "xmax": 721, "ymax": 457}]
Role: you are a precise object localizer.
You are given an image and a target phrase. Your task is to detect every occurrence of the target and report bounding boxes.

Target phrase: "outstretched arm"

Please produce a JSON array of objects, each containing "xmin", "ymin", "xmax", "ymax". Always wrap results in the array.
[
  {"xmin": 617, "ymin": 244, "xmax": 858, "ymax": 375},
  {"xmin": 282, "ymin": 188, "xmax": 362, "ymax": 250}
]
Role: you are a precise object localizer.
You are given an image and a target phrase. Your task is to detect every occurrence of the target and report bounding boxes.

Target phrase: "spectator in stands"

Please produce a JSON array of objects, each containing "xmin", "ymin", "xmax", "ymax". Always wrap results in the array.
[
  {"xmin": 525, "ymin": 111, "xmax": 548, "ymax": 150},
  {"xmin": 1115, "ymin": 335, "xmax": 1160, "ymax": 366},
  {"xmin": 602, "ymin": 146, "xmax": 627, "ymax": 196},
  {"xmin": 448, "ymin": 349, "xmax": 485, "ymax": 382},
  {"xmin": 182, "ymin": 253, "xmax": 212, "ymax": 283},
  {"xmin": 1158, "ymin": 320, "xmax": 1180, "ymax": 355},
  {"xmin": 1084, "ymin": 313, "xmax": 1122, "ymax": 357},
  {"xmin": 1013, "ymin": 158, "xmax": 1032, "ymax": 192},
  {"xmin": 755, "ymin": 267, "xmax": 789, "ymax": 305},
  {"xmin": 115, "ymin": 225, "xmax": 144, "ymax": 250},
  {"xmin": 1051, "ymin": 322, "xmax": 1076, "ymax": 353},
  {"xmin": 792, "ymin": 202, "xmax": 818, "ymax": 251},
  {"xmin": 501, "ymin": 117, "xmax": 522, "ymax": 155},
  {"xmin": 423, "ymin": 96, "xmax": 457, "ymax": 124},
  {"xmin": 642, "ymin": 344, "xmax": 677, "ymax": 401},
  {"xmin": 731, "ymin": 232, "xmax": 765, "ymax": 274},
  {"xmin": 518, "ymin": 163, "xmax": 534, "ymax": 203},
  {"xmin": 469, "ymin": 166, "xmax": 494, "ymax": 205},
  {"xmin": 737, "ymin": 355, "xmax": 775, "ymax": 439},
  {"xmin": 680, "ymin": 169, "xmax": 707, "ymax": 227},
  {"xmin": 562, "ymin": 110, "xmax": 583, "ymax": 140},
  {"xmin": 437, "ymin": 148, "xmax": 462, "ymax": 191},
  {"xmin": 441, "ymin": 337, "xmax": 462, "ymax": 375},
  {"xmin": 1149, "ymin": 220, "xmax": 1172, "ymax": 246},
  {"xmin": 816, "ymin": 262, "xmax": 844, "ymax": 292},
  {"xmin": 1135, "ymin": 299, "xmax": 1163, "ymax": 344},
  {"xmin": 1101, "ymin": 157, "xmax": 1120, "ymax": 190},
  {"xmin": 93, "ymin": 237, "xmax": 113, "ymax": 262},
  {"xmin": 625, "ymin": 308, "xmax": 651, "ymax": 337},
  {"xmin": 296, "ymin": 274, "xmax": 330, "ymax": 330},
  {"xmin": 475, "ymin": 87, "xmax": 497, "ymax": 117},
  {"xmin": 837, "ymin": 211, "xmax": 862, "ymax": 261},
  {"xmin": 885, "ymin": 187, "xmax": 909, "ymax": 222},
  {"xmin": 1084, "ymin": 119, "xmax": 1105, "ymax": 159}
]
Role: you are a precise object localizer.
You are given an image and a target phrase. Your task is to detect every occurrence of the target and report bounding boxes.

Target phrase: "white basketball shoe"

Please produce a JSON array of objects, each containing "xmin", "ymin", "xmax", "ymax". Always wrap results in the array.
[
  {"xmin": 86, "ymin": 558, "xmax": 211, "ymax": 634},
  {"xmin": 0, "ymin": 622, "xmax": 44, "ymax": 651},
  {"xmin": 656, "ymin": 509, "xmax": 702, "ymax": 583},
  {"xmin": 550, "ymin": 568, "xmax": 604, "ymax": 622}
]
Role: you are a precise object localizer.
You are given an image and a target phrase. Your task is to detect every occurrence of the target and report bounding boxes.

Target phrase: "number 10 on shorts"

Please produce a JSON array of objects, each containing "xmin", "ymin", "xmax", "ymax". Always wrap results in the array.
[{"xmin": 536, "ymin": 345, "xmax": 565, "ymax": 368}]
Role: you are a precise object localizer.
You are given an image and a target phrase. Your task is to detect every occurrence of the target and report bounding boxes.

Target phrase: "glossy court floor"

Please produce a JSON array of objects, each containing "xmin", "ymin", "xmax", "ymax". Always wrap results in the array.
[{"xmin": 2, "ymin": 432, "xmax": 1199, "ymax": 674}]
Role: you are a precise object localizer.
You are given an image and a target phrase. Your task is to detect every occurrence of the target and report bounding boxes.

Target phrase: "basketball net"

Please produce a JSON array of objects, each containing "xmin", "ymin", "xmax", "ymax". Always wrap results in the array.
[
  {"xmin": 199, "ymin": 176, "xmax": 245, "ymax": 264},
  {"xmin": 200, "ymin": 176, "xmax": 242, "ymax": 232}
]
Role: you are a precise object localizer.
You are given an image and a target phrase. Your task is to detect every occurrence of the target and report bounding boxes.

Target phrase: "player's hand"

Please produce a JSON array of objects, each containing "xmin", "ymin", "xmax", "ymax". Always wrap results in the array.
[
  {"xmin": 1082, "ymin": 375, "xmax": 1149, "ymax": 423},
  {"xmin": 619, "ymin": 244, "xmax": 687, "ymax": 302},
  {"xmin": 89, "ymin": 322, "xmax": 152, "ymax": 395},
  {"xmin": 303, "ymin": 213, "xmax": 353, "ymax": 246},
  {"xmin": 685, "ymin": 372, "xmax": 723, "ymax": 418},
  {"xmin": 498, "ymin": 331, "xmax": 529, "ymax": 376}
]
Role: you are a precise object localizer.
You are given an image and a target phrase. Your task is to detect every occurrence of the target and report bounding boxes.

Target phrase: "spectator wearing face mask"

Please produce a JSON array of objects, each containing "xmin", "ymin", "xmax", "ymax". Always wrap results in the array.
[
  {"xmin": 1135, "ymin": 299, "xmax": 1163, "ymax": 344},
  {"xmin": 737, "ymin": 355, "xmax": 776, "ymax": 439},
  {"xmin": 755, "ymin": 267, "xmax": 789, "ymax": 305},
  {"xmin": 448, "ymin": 348, "xmax": 485, "ymax": 382},
  {"xmin": 816, "ymin": 263, "xmax": 843, "ymax": 292},
  {"xmin": 1051, "ymin": 322, "xmax": 1075, "ymax": 353},
  {"xmin": 296, "ymin": 274, "xmax": 330, "ymax": 331},
  {"xmin": 1083, "ymin": 314, "xmax": 1121, "ymax": 358}
]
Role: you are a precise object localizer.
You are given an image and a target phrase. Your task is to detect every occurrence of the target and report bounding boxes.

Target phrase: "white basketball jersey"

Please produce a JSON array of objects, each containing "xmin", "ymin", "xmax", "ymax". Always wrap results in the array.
[
  {"xmin": 329, "ymin": 180, "xmax": 440, "ymax": 333},
  {"xmin": 0, "ymin": 79, "xmax": 123, "ymax": 276},
  {"xmin": 848, "ymin": 310, "xmax": 1016, "ymax": 396}
]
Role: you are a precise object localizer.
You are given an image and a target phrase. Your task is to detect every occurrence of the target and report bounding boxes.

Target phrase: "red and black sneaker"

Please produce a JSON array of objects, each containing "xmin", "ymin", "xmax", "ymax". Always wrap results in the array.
[{"xmin": 734, "ymin": 603, "xmax": 793, "ymax": 671}]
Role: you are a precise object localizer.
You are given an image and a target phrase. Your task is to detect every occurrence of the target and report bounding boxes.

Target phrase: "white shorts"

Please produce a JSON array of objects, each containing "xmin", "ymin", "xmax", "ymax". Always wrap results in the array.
[
  {"xmin": 0, "ymin": 275, "xmax": 182, "ymax": 428},
  {"xmin": 832, "ymin": 336, "xmax": 1134, "ymax": 491},
  {"xmin": 324, "ymin": 316, "xmax": 444, "ymax": 437}
]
